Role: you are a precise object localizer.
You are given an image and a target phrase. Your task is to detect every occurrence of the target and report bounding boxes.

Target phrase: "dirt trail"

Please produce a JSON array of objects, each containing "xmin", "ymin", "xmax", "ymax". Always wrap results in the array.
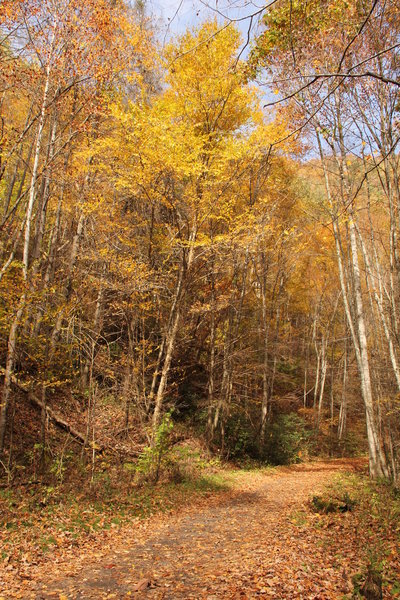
[{"xmin": 26, "ymin": 460, "xmax": 363, "ymax": 599}]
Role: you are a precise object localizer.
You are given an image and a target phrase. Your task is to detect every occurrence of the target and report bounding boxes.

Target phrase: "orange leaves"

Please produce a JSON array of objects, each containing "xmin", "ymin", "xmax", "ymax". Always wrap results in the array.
[
  {"xmin": 3, "ymin": 459, "xmax": 394, "ymax": 599},
  {"xmin": 2, "ymin": 0, "xmax": 148, "ymax": 94},
  {"xmin": 0, "ymin": 0, "xmax": 22, "ymax": 22}
]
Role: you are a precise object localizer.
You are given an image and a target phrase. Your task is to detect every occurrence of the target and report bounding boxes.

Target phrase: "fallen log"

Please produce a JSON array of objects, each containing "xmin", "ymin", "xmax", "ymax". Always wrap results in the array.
[
  {"xmin": 1, "ymin": 368, "xmax": 142, "ymax": 458},
  {"xmin": 0, "ymin": 367, "xmax": 87, "ymax": 446},
  {"xmin": 27, "ymin": 390, "xmax": 87, "ymax": 445}
]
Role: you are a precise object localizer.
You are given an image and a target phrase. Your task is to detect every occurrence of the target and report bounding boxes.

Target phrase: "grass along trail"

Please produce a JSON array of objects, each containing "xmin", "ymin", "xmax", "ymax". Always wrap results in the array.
[
  {"xmin": 11, "ymin": 459, "xmax": 381, "ymax": 600},
  {"xmin": 4, "ymin": 458, "xmax": 398, "ymax": 599}
]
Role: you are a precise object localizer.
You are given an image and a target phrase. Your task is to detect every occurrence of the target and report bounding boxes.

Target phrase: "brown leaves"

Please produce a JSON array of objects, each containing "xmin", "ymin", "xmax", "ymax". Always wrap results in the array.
[
  {"xmin": 132, "ymin": 578, "xmax": 151, "ymax": 592},
  {"xmin": 3, "ymin": 461, "xmax": 397, "ymax": 599}
]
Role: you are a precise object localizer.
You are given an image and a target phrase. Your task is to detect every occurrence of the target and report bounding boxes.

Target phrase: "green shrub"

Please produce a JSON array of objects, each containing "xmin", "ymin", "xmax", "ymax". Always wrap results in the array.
[
  {"xmin": 263, "ymin": 413, "xmax": 310, "ymax": 465},
  {"xmin": 222, "ymin": 414, "xmax": 257, "ymax": 459},
  {"xmin": 135, "ymin": 412, "xmax": 174, "ymax": 483}
]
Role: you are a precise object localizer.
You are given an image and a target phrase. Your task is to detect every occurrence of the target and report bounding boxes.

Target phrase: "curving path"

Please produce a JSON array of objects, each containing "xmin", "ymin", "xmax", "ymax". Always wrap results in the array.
[{"xmin": 29, "ymin": 460, "xmax": 363, "ymax": 599}]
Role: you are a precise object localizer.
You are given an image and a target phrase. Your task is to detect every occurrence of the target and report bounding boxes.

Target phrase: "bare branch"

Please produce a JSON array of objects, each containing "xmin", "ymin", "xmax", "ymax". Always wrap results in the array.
[
  {"xmin": 264, "ymin": 42, "xmax": 400, "ymax": 107},
  {"xmin": 337, "ymin": 0, "xmax": 379, "ymax": 71}
]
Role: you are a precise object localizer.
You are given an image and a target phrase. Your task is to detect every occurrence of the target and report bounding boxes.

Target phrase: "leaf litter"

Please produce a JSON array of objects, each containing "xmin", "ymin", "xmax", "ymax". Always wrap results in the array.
[{"xmin": 1, "ymin": 458, "xmax": 398, "ymax": 599}]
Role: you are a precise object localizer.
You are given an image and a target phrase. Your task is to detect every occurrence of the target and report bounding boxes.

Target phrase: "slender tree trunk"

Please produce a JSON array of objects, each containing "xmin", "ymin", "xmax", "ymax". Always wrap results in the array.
[
  {"xmin": 356, "ymin": 222, "xmax": 400, "ymax": 390},
  {"xmin": 0, "ymin": 295, "xmax": 26, "ymax": 453},
  {"xmin": 23, "ymin": 45, "xmax": 54, "ymax": 279},
  {"xmin": 50, "ymin": 212, "xmax": 86, "ymax": 347},
  {"xmin": 2, "ymin": 102, "xmax": 34, "ymax": 220},
  {"xmin": 207, "ymin": 247, "xmax": 217, "ymax": 436},
  {"xmin": 338, "ymin": 333, "xmax": 348, "ymax": 441},
  {"xmin": 1, "ymin": 43, "xmax": 55, "ymax": 434},
  {"xmin": 260, "ymin": 250, "xmax": 270, "ymax": 443},
  {"xmin": 317, "ymin": 336, "xmax": 327, "ymax": 425},
  {"xmin": 148, "ymin": 261, "xmax": 185, "ymax": 413},
  {"xmin": 152, "ymin": 221, "xmax": 198, "ymax": 431},
  {"xmin": 316, "ymin": 128, "xmax": 388, "ymax": 479},
  {"xmin": 81, "ymin": 267, "xmax": 105, "ymax": 389},
  {"xmin": 348, "ymin": 213, "xmax": 388, "ymax": 477}
]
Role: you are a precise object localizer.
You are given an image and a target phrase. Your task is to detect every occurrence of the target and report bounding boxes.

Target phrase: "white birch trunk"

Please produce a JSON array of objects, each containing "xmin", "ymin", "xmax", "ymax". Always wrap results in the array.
[{"xmin": 22, "ymin": 30, "xmax": 55, "ymax": 278}]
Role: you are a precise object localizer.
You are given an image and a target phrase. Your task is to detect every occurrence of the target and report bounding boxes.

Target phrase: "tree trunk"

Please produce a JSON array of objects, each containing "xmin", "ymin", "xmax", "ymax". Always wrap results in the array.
[
  {"xmin": 152, "ymin": 221, "xmax": 198, "ymax": 431},
  {"xmin": 22, "ymin": 47, "xmax": 53, "ymax": 279},
  {"xmin": 0, "ymin": 295, "xmax": 26, "ymax": 453},
  {"xmin": 316, "ymin": 128, "xmax": 388, "ymax": 479}
]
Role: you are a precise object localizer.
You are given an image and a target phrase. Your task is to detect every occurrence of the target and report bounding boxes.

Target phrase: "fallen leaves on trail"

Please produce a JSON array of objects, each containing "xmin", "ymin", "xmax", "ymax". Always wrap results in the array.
[
  {"xmin": 2, "ymin": 459, "xmax": 398, "ymax": 600},
  {"xmin": 0, "ymin": 473, "xmax": 231, "ymax": 599},
  {"xmin": 132, "ymin": 578, "xmax": 151, "ymax": 592}
]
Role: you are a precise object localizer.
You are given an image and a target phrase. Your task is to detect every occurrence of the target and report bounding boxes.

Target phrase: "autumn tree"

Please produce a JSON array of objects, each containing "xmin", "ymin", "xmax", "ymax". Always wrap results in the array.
[
  {"xmin": 251, "ymin": 0, "xmax": 400, "ymax": 480},
  {"xmin": 0, "ymin": 0, "xmax": 150, "ymax": 457}
]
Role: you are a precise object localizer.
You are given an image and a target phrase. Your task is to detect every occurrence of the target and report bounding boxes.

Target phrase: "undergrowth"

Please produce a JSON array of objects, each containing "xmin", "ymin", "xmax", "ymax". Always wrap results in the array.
[
  {"xmin": 305, "ymin": 472, "xmax": 400, "ymax": 598},
  {"xmin": 0, "ymin": 469, "xmax": 230, "ymax": 566}
]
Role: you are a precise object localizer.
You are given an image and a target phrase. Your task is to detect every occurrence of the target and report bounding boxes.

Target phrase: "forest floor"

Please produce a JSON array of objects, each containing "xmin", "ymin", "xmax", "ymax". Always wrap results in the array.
[{"xmin": 1, "ymin": 458, "xmax": 399, "ymax": 600}]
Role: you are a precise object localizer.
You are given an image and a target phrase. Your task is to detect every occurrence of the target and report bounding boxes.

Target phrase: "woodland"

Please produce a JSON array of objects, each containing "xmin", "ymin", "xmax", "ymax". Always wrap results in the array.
[
  {"xmin": 1, "ymin": 0, "xmax": 400, "ymax": 484},
  {"xmin": 1, "ymin": 0, "xmax": 400, "ymax": 597}
]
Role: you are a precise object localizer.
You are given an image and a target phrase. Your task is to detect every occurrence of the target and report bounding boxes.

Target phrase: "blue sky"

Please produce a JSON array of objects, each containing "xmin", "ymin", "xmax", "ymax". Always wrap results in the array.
[
  {"xmin": 148, "ymin": 0, "xmax": 267, "ymax": 42},
  {"xmin": 146, "ymin": 0, "xmax": 275, "ymax": 107}
]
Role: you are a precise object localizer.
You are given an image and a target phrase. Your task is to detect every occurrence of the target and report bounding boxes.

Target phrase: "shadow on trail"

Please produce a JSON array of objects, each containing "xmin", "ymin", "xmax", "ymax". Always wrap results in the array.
[{"xmin": 33, "ymin": 460, "xmax": 365, "ymax": 600}]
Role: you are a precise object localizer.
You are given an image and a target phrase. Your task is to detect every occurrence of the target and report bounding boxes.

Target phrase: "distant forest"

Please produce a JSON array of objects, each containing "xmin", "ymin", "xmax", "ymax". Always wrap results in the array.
[{"xmin": 0, "ymin": 0, "xmax": 399, "ymax": 484}]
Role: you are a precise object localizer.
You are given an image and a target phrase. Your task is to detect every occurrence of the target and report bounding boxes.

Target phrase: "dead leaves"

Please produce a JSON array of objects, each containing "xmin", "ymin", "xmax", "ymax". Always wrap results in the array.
[
  {"xmin": 3, "ymin": 460, "xmax": 396, "ymax": 599},
  {"xmin": 132, "ymin": 578, "xmax": 151, "ymax": 592}
]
